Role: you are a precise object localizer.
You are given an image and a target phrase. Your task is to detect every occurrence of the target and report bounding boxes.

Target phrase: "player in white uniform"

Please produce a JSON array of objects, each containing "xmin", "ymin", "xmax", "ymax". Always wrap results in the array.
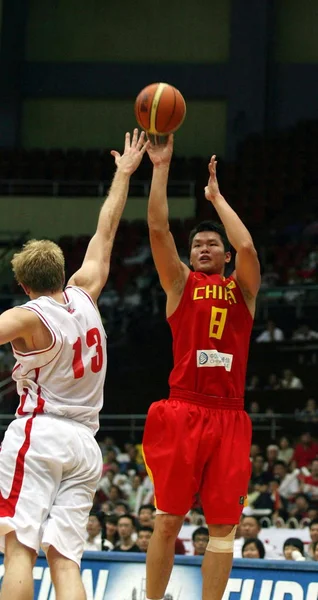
[{"xmin": 0, "ymin": 129, "xmax": 149, "ymax": 600}]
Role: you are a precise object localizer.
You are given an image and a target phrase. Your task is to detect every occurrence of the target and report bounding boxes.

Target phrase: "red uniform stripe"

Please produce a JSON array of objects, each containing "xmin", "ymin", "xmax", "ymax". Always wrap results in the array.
[
  {"xmin": 0, "ymin": 368, "xmax": 46, "ymax": 517},
  {"xmin": 0, "ymin": 415, "xmax": 34, "ymax": 517}
]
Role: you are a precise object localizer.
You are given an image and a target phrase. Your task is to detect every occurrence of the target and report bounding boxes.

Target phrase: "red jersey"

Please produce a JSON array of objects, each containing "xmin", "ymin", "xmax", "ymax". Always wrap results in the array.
[{"xmin": 168, "ymin": 271, "xmax": 253, "ymax": 403}]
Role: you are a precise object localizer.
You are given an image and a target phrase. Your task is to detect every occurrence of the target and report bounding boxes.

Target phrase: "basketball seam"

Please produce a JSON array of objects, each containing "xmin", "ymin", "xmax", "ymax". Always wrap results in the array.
[
  {"xmin": 163, "ymin": 86, "xmax": 177, "ymax": 133},
  {"xmin": 149, "ymin": 83, "xmax": 167, "ymax": 134}
]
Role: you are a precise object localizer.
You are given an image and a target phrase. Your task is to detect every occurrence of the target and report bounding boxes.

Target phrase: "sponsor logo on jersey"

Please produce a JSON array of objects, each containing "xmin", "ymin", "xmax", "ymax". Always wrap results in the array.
[
  {"xmin": 196, "ymin": 350, "xmax": 233, "ymax": 371},
  {"xmin": 198, "ymin": 352, "xmax": 209, "ymax": 365}
]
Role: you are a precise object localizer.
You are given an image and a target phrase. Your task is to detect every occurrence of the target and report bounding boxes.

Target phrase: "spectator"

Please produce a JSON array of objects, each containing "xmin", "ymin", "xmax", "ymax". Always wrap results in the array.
[
  {"xmin": 114, "ymin": 501, "xmax": 130, "ymax": 516},
  {"xmin": 246, "ymin": 378, "xmax": 261, "ymax": 392},
  {"xmin": 307, "ymin": 519, "xmax": 318, "ymax": 558},
  {"xmin": 242, "ymin": 538, "xmax": 265, "ymax": 559},
  {"xmin": 103, "ymin": 515, "xmax": 119, "ymax": 551},
  {"xmin": 127, "ymin": 474, "xmax": 148, "ymax": 513},
  {"xmin": 136, "ymin": 526, "xmax": 153, "ymax": 553},
  {"xmin": 138, "ymin": 503, "xmax": 156, "ymax": 527},
  {"xmin": 277, "ymin": 437, "xmax": 294, "ymax": 465},
  {"xmin": 192, "ymin": 527, "xmax": 209, "ymax": 556},
  {"xmin": 251, "ymin": 481, "xmax": 275, "ymax": 511},
  {"xmin": 188, "ymin": 508, "xmax": 206, "ymax": 526},
  {"xmin": 292, "ymin": 324, "xmax": 318, "ymax": 341},
  {"xmin": 283, "ymin": 538, "xmax": 306, "ymax": 561},
  {"xmin": 235, "ymin": 515, "xmax": 281, "ymax": 559},
  {"xmin": 84, "ymin": 511, "xmax": 104, "ymax": 551},
  {"xmin": 273, "ymin": 461, "xmax": 300, "ymax": 501},
  {"xmin": 289, "ymin": 493, "xmax": 310, "ymax": 522},
  {"xmin": 113, "ymin": 515, "xmax": 140, "ymax": 552},
  {"xmin": 100, "ymin": 500, "xmax": 114, "ymax": 514},
  {"xmin": 250, "ymin": 444, "xmax": 261, "ymax": 460},
  {"xmin": 268, "ymin": 479, "xmax": 288, "ymax": 522},
  {"xmin": 251, "ymin": 454, "xmax": 270, "ymax": 487},
  {"xmin": 256, "ymin": 320, "xmax": 284, "ymax": 343},
  {"xmin": 264, "ymin": 445, "xmax": 279, "ymax": 475},
  {"xmin": 96, "ymin": 468, "xmax": 116, "ymax": 497},
  {"xmin": 108, "ymin": 484, "xmax": 124, "ymax": 504},
  {"xmin": 264, "ymin": 373, "xmax": 281, "ymax": 391},
  {"xmin": 124, "ymin": 445, "xmax": 144, "ymax": 475},
  {"xmin": 281, "ymin": 369, "xmax": 303, "ymax": 390},
  {"xmin": 312, "ymin": 541, "xmax": 318, "ymax": 561},
  {"xmin": 296, "ymin": 398, "xmax": 318, "ymax": 424},
  {"xmin": 308, "ymin": 508, "xmax": 318, "ymax": 522},
  {"xmin": 299, "ymin": 458, "xmax": 318, "ymax": 501},
  {"xmin": 293, "ymin": 432, "xmax": 318, "ymax": 468},
  {"xmin": 103, "ymin": 436, "xmax": 121, "ymax": 457}
]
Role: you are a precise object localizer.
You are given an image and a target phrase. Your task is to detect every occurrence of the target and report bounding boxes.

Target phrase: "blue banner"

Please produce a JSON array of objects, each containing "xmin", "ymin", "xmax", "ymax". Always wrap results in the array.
[{"xmin": 0, "ymin": 552, "xmax": 317, "ymax": 599}]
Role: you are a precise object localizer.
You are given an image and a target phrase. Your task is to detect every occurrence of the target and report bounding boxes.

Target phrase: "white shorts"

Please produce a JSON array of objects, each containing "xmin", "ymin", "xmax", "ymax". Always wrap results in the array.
[{"xmin": 0, "ymin": 413, "xmax": 102, "ymax": 566}]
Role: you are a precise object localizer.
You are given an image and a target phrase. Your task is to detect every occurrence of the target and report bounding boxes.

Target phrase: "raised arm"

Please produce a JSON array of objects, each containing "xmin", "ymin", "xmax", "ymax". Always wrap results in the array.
[
  {"xmin": 147, "ymin": 136, "xmax": 189, "ymax": 312},
  {"xmin": 205, "ymin": 155, "xmax": 260, "ymax": 309},
  {"xmin": 68, "ymin": 129, "xmax": 149, "ymax": 302}
]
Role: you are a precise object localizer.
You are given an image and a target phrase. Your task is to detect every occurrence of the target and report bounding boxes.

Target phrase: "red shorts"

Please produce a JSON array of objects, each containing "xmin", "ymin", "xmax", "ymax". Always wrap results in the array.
[{"xmin": 142, "ymin": 398, "xmax": 252, "ymax": 524}]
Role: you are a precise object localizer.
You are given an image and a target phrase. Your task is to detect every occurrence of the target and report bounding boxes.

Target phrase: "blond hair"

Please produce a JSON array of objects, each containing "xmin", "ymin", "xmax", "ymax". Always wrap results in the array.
[{"xmin": 11, "ymin": 239, "xmax": 65, "ymax": 293}]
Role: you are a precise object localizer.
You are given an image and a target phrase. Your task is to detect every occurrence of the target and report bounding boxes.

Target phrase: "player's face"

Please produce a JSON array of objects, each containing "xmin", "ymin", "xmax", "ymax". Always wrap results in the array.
[{"xmin": 190, "ymin": 231, "xmax": 230, "ymax": 274}]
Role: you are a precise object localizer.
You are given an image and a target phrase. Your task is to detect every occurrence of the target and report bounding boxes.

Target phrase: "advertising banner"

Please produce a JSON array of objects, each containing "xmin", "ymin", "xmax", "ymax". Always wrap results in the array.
[{"xmin": 0, "ymin": 552, "xmax": 317, "ymax": 600}]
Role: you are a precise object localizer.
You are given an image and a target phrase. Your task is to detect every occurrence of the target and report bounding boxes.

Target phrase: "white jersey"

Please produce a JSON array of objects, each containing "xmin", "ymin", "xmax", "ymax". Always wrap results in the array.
[{"xmin": 11, "ymin": 286, "xmax": 107, "ymax": 434}]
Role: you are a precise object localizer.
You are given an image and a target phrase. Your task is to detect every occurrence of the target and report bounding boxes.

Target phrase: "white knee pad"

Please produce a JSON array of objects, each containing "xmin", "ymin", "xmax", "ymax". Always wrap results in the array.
[{"xmin": 206, "ymin": 525, "xmax": 237, "ymax": 553}]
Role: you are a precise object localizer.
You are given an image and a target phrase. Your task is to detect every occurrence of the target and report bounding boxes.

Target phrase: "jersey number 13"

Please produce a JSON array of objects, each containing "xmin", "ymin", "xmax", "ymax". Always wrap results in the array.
[{"xmin": 72, "ymin": 327, "xmax": 103, "ymax": 379}]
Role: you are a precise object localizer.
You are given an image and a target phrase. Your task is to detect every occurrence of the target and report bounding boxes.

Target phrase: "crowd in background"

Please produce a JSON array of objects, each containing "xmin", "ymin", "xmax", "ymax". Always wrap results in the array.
[{"xmin": 84, "ymin": 424, "xmax": 318, "ymax": 561}]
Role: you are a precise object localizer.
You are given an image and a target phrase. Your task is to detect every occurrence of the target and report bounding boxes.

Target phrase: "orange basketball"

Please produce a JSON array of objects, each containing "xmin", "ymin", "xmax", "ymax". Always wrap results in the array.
[{"xmin": 134, "ymin": 82, "xmax": 186, "ymax": 135}]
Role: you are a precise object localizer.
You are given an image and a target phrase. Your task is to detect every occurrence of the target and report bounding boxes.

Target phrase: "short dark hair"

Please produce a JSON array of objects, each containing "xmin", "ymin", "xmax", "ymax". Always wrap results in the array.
[
  {"xmin": 242, "ymin": 538, "xmax": 265, "ymax": 559},
  {"xmin": 273, "ymin": 460, "xmax": 287, "ymax": 468},
  {"xmin": 192, "ymin": 526, "xmax": 209, "ymax": 542},
  {"xmin": 117, "ymin": 514, "xmax": 135, "ymax": 527},
  {"xmin": 89, "ymin": 510, "xmax": 105, "ymax": 527},
  {"xmin": 310, "ymin": 518, "xmax": 318, "ymax": 529},
  {"xmin": 115, "ymin": 500, "xmax": 130, "ymax": 511},
  {"xmin": 283, "ymin": 537, "xmax": 304, "ymax": 555},
  {"xmin": 105, "ymin": 514, "xmax": 118, "ymax": 525},
  {"xmin": 189, "ymin": 221, "xmax": 231, "ymax": 253},
  {"xmin": 138, "ymin": 503, "xmax": 156, "ymax": 514},
  {"xmin": 241, "ymin": 515, "xmax": 261, "ymax": 528},
  {"xmin": 137, "ymin": 526, "xmax": 153, "ymax": 535}
]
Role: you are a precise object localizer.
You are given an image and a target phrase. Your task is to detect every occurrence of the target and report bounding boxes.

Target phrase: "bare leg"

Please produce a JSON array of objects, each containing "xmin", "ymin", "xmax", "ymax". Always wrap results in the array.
[
  {"xmin": 201, "ymin": 524, "xmax": 235, "ymax": 600},
  {"xmin": 0, "ymin": 531, "xmax": 37, "ymax": 600},
  {"xmin": 146, "ymin": 514, "xmax": 184, "ymax": 600},
  {"xmin": 47, "ymin": 546, "xmax": 86, "ymax": 600}
]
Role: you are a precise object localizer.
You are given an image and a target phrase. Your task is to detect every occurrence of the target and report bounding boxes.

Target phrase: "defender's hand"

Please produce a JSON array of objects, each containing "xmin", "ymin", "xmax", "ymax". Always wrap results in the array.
[
  {"xmin": 111, "ymin": 129, "xmax": 149, "ymax": 175},
  {"xmin": 147, "ymin": 133, "xmax": 174, "ymax": 168}
]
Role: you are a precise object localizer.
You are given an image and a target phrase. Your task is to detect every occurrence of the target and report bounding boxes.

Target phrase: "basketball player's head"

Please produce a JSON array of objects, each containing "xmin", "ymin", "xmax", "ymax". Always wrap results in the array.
[
  {"xmin": 189, "ymin": 221, "xmax": 231, "ymax": 275},
  {"xmin": 12, "ymin": 239, "xmax": 65, "ymax": 295}
]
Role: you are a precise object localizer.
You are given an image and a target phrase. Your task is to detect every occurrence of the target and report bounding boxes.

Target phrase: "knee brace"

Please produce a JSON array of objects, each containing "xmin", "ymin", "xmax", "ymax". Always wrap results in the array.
[{"xmin": 206, "ymin": 525, "xmax": 237, "ymax": 553}]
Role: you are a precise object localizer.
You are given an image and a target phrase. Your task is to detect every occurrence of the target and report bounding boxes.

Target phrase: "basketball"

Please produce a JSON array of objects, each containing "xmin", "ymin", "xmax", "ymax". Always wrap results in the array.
[{"xmin": 134, "ymin": 82, "xmax": 186, "ymax": 136}]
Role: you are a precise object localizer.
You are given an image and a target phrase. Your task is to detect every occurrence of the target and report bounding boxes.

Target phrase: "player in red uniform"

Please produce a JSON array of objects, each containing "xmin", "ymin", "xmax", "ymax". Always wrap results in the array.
[{"xmin": 142, "ymin": 136, "xmax": 260, "ymax": 600}]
